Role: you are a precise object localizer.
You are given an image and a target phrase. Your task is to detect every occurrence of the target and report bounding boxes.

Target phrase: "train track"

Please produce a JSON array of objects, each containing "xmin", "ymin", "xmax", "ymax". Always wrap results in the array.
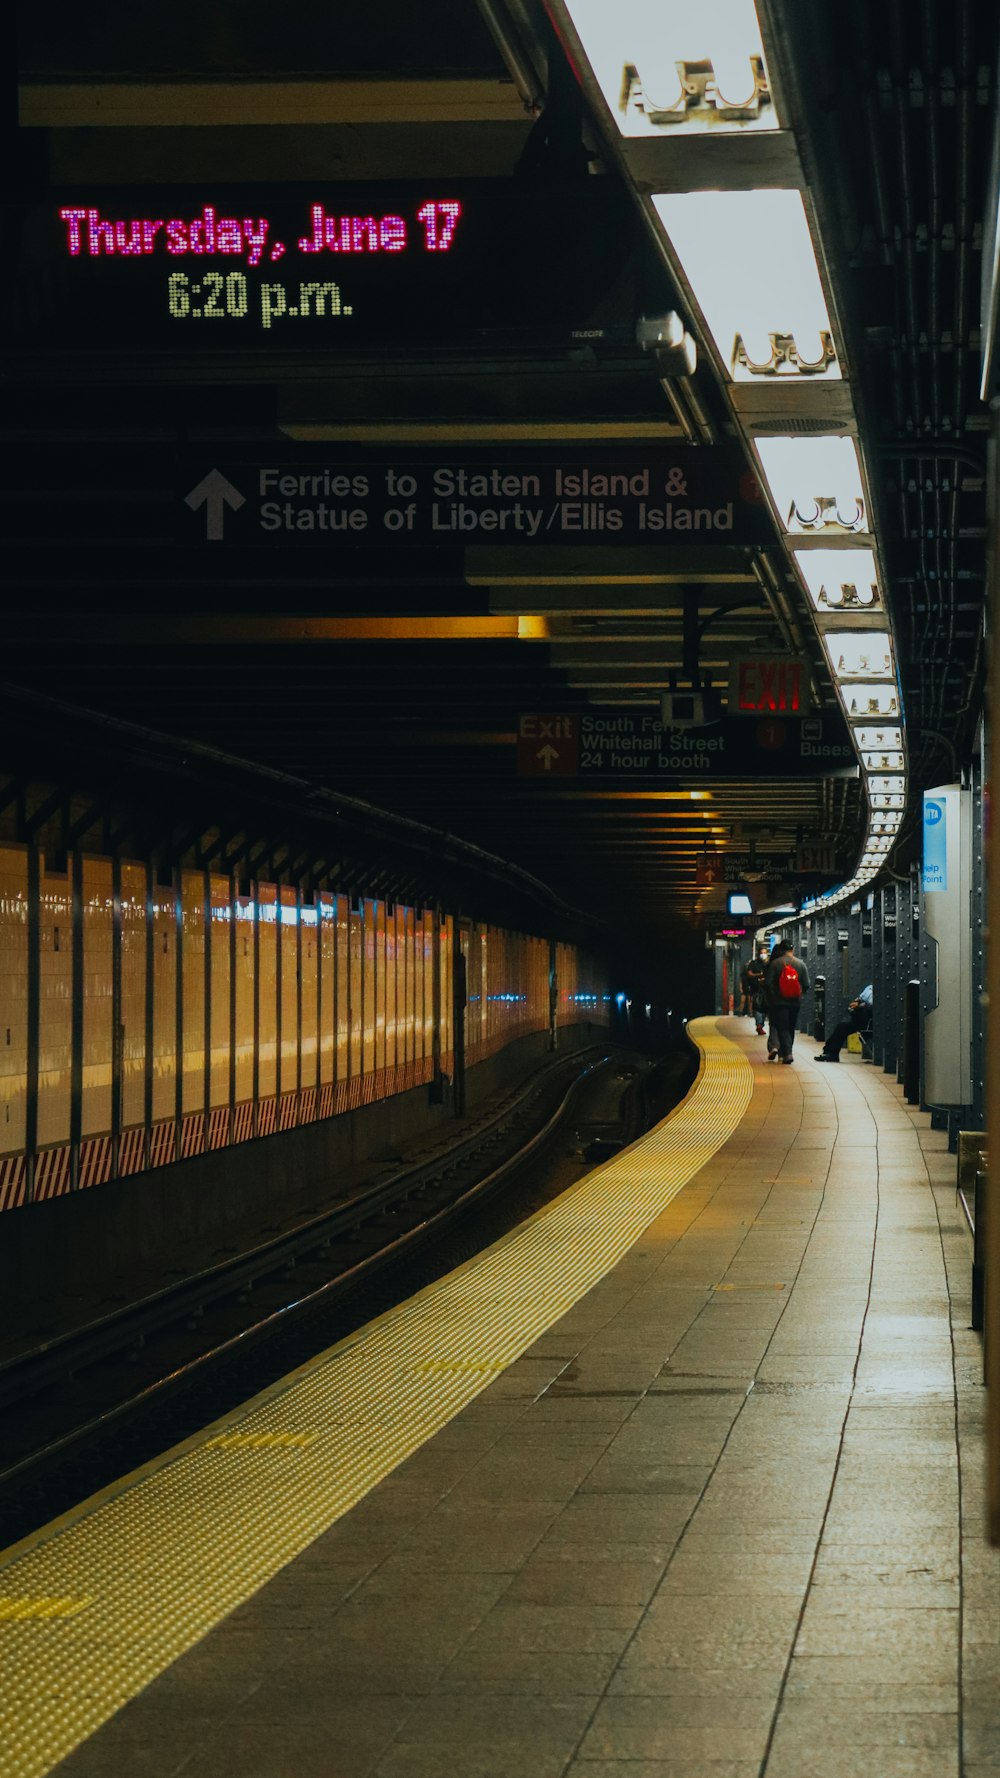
[{"xmin": 0, "ymin": 1047, "xmax": 626, "ymax": 1544}]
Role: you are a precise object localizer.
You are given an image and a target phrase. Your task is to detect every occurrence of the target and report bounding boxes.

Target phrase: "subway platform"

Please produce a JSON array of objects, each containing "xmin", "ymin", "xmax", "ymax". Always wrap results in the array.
[{"xmin": 4, "ymin": 1017, "xmax": 999, "ymax": 1778}]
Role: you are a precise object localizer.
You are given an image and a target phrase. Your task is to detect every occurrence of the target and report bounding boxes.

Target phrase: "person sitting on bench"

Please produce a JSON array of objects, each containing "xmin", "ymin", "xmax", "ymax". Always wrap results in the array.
[{"xmin": 814, "ymin": 984, "xmax": 872, "ymax": 1062}]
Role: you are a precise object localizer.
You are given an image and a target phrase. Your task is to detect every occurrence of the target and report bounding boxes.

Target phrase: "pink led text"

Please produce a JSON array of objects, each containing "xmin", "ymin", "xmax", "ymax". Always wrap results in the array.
[
  {"xmin": 58, "ymin": 199, "xmax": 463, "ymax": 268},
  {"xmin": 297, "ymin": 201, "xmax": 462, "ymax": 254},
  {"xmin": 59, "ymin": 207, "xmax": 278, "ymax": 267}
]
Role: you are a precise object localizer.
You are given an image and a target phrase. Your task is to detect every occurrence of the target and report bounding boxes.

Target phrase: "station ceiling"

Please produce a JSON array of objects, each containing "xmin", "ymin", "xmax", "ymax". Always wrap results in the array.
[{"xmin": 6, "ymin": 1, "xmax": 996, "ymax": 954}]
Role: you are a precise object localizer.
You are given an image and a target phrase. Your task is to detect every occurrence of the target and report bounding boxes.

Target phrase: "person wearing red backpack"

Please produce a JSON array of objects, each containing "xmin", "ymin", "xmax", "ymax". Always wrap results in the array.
[{"xmin": 763, "ymin": 939, "xmax": 810, "ymax": 1064}]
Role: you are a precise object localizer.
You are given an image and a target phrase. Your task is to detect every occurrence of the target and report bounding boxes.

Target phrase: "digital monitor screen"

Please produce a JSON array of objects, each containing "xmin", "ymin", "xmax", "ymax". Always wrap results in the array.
[
  {"xmin": 8, "ymin": 180, "xmax": 643, "ymax": 357},
  {"xmin": 727, "ymin": 892, "xmax": 754, "ymax": 915}
]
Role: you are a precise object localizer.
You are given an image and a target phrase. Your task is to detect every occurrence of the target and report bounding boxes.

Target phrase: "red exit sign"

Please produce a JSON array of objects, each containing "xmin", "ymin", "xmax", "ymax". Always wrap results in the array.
[{"xmin": 729, "ymin": 655, "xmax": 811, "ymax": 716}]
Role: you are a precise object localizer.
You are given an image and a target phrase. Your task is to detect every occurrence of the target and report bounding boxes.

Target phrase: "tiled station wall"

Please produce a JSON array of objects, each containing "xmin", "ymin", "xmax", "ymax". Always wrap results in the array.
[{"xmin": 0, "ymin": 845, "xmax": 607, "ymax": 1211}]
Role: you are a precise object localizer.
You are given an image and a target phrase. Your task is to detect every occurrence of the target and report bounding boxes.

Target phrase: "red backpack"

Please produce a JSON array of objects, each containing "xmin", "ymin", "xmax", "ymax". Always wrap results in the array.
[{"xmin": 778, "ymin": 961, "xmax": 802, "ymax": 1000}]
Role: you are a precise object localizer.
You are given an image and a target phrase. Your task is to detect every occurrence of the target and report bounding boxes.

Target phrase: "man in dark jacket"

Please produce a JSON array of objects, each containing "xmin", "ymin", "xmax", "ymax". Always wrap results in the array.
[
  {"xmin": 815, "ymin": 984, "xmax": 872, "ymax": 1061},
  {"xmin": 739, "ymin": 949, "xmax": 768, "ymax": 1031},
  {"xmin": 764, "ymin": 940, "xmax": 810, "ymax": 1064}
]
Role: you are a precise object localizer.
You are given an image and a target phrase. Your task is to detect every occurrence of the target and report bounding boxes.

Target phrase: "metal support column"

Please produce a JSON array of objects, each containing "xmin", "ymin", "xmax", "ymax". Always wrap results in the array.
[
  {"xmin": 173, "ymin": 866, "xmax": 184, "ymax": 1160},
  {"xmin": 202, "ymin": 868, "xmax": 212, "ymax": 1147},
  {"xmin": 24, "ymin": 845, "xmax": 40, "ymax": 1205},
  {"xmin": 111, "ymin": 853, "xmax": 123, "ymax": 1179},
  {"xmin": 228, "ymin": 874, "xmax": 237, "ymax": 1145},
  {"xmin": 70, "ymin": 849, "xmax": 84, "ymax": 1189},
  {"xmin": 251, "ymin": 881, "xmax": 261, "ymax": 1136},
  {"xmin": 143, "ymin": 861, "xmax": 154, "ymax": 1169}
]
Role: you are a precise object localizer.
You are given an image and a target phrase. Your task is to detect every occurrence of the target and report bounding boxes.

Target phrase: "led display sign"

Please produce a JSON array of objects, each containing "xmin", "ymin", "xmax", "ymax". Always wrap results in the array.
[{"xmin": 11, "ymin": 181, "xmax": 641, "ymax": 356}]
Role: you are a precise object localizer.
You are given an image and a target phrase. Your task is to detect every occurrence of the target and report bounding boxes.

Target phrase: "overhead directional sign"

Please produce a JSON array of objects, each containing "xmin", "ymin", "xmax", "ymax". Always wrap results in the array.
[
  {"xmin": 184, "ymin": 470, "xmax": 246, "ymax": 540},
  {"xmin": 516, "ymin": 711, "xmax": 856, "ymax": 779},
  {"xmin": 178, "ymin": 448, "xmax": 771, "ymax": 546},
  {"xmin": 516, "ymin": 714, "xmax": 580, "ymax": 777}
]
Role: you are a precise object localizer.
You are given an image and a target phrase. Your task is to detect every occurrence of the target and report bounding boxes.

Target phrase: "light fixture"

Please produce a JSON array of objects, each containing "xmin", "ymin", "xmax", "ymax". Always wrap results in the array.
[
  {"xmin": 844, "ymin": 684, "xmax": 899, "ymax": 719},
  {"xmin": 865, "ymin": 773, "xmax": 906, "ymax": 796},
  {"xmin": 792, "ymin": 548, "xmax": 880, "ymax": 610},
  {"xmin": 652, "ymin": 191, "xmax": 839, "ymax": 381},
  {"xmin": 636, "ymin": 311, "xmax": 698, "ymax": 376},
  {"xmin": 754, "ymin": 435, "xmax": 865, "ymax": 534},
  {"xmin": 856, "ymin": 725, "xmax": 902, "ymax": 751},
  {"xmin": 562, "ymin": 0, "xmax": 775, "ymax": 137},
  {"xmin": 869, "ymin": 792, "xmax": 905, "ymax": 811},
  {"xmin": 822, "ymin": 631, "xmax": 895, "ymax": 681}
]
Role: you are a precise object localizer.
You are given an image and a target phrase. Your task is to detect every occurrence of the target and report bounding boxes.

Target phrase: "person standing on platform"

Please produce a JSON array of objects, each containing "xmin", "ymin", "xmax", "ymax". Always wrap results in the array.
[
  {"xmin": 814, "ymin": 984, "xmax": 872, "ymax": 1062},
  {"xmin": 740, "ymin": 949, "xmax": 769, "ymax": 1033},
  {"xmin": 764, "ymin": 939, "xmax": 810, "ymax": 1064}
]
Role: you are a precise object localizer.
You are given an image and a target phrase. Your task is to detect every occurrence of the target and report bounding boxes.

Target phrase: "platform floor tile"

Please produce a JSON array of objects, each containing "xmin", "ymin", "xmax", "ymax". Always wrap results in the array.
[
  {"xmin": 7, "ymin": 1016, "xmax": 1000, "ymax": 1777},
  {"xmin": 2, "ymin": 1020, "xmax": 753, "ymax": 1778}
]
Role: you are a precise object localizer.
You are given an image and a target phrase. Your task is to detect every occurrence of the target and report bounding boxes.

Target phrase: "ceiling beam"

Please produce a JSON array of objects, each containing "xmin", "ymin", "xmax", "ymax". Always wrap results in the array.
[{"xmin": 19, "ymin": 78, "xmax": 527, "ymax": 127}]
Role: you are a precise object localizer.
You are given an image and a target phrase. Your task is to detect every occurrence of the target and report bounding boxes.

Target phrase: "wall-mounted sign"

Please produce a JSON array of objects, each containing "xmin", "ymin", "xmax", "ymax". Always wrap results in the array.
[
  {"xmin": 922, "ymin": 793, "xmax": 948, "ymax": 893},
  {"xmin": 728, "ymin": 655, "xmax": 811, "ymax": 717},
  {"xmin": 837, "ymin": 929, "xmax": 850, "ymax": 947}
]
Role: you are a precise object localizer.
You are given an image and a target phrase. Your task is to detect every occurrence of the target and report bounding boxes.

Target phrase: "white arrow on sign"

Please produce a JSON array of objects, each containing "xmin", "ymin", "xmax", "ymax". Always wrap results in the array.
[
  {"xmin": 536, "ymin": 744, "xmax": 560, "ymax": 771},
  {"xmin": 185, "ymin": 469, "xmax": 246, "ymax": 541}
]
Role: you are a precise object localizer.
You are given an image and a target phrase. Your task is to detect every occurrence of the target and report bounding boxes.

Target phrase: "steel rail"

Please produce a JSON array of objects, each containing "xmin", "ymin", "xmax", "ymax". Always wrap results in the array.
[{"xmin": 0, "ymin": 1051, "xmax": 610, "ymax": 1502}]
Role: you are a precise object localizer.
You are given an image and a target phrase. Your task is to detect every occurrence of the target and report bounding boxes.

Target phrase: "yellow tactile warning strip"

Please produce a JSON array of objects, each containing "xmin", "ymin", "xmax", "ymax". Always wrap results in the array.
[
  {"xmin": 0, "ymin": 1017, "xmax": 750, "ymax": 1778},
  {"xmin": 0, "ymin": 1598, "xmax": 92, "ymax": 1622},
  {"xmin": 204, "ymin": 1430, "xmax": 318, "ymax": 1450}
]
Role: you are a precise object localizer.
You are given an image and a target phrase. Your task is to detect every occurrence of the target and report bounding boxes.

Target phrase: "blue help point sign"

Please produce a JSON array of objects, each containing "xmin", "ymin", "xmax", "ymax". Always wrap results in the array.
[{"xmin": 922, "ymin": 796, "xmax": 947, "ymax": 893}]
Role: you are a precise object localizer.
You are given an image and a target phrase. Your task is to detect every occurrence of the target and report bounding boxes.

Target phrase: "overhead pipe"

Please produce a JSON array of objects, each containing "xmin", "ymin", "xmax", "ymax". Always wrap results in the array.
[
  {"xmin": 859, "ymin": 7, "xmax": 905, "ymax": 434},
  {"xmin": 949, "ymin": 0, "xmax": 976, "ymax": 724},
  {"xmin": 657, "ymin": 375, "xmax": 716, "ymax": 447},
  {"xmin": 922, "ymin": 0, "xmax": 942, "ymax": 435},
  {"xmin": 474, "ymin": 0, "xmax": 546, "ymax": 114},
  {"xmin": 750, "ymin": 550, "xmax": 807, "ymax": 661},
  {"xmin": 891, "ymin": 0, "xmax": 926, "ymax": 437}
]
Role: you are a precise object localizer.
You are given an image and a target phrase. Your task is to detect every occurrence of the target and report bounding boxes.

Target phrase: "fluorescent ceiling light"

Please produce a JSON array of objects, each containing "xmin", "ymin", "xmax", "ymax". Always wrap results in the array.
[
  {"xmin": 754, "ymin": 435, "xmax": 864, "ymax": 533},
  {"xmin": 563, "ymin": 0, "xmax": 774, "ymax": 136},
  {"xmin": 792, "ymin": 547, "xmax": 879, "ymax": 609},
  {"xmin": 864, "ymin": 773, "xmax": 906, "ymax": 794},
  {"xmin": 653, "ymin": 190, "xmax": 839, "ymax": 381},
  {"xmin": 869, "ymin": 793, "xmax": 905, "ymax": 810},
  {"xmin": 843, "ymin": 683, "xmax": 900, "ymax": 719},
  {"xmin": 823, "ymin": 631, "xmax": 894, "ymax": 680},
  {"xmin": 856, "ymin": 725, "xmax": 902, "ymax": 750},
  {"xmin": 862, "ymin": 750, "xmax": 906, "ymax": 771}
]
